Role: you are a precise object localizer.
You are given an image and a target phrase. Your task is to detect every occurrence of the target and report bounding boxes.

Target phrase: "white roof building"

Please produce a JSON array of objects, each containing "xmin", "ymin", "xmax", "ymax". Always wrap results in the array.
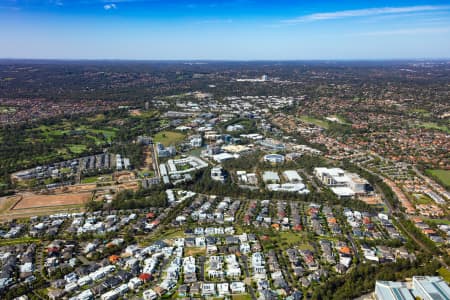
[
  {"xmin": 263, "ymin": 171, "xmax": 280, "ymax": 183},
  {"xmin": 283, "ymin": 170, "xmax": 303, "ymax": 183},
  {"xmin": 213, "ymin": 152, "xmax": 236, "ymax": 163},
  {"xmin": 330, "ymin": 187, "xmax": 355, "ymax": 199},
  {"xmin": 413, "ymin": 276, "xmax": 450, "ymax": 300}
]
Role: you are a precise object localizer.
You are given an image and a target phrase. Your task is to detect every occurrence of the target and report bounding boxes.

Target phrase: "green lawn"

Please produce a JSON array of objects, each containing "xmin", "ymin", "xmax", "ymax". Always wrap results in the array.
[
  {"xmin": 0, "ymin": 237, "xmax": 40, "ymax": 246},
  {"xmin": 276, "ymin": 231, "xmax": 314, "ymax": 250},
  {"xmin": 423, "ymin": 218, "xmax": 450, "ymax": 226},
  {"xmin": 138, "ymin": 169, "xmax": 154, "ymax": 178},
  {"xmin": 135, "ymin": 110, "xmax": 159, "ymax": 119},
  {"xmin": 439, "ymin": 267, "xmax": 450, "ymax": 283},
  {"xmin": 419, "ymin": 122, "xmax": 450, "ymax": 134},
  {"xmin": 299, "ymin": 115, "xmax": 330, "ymax": 129},
  {"xmin": 87, "ymin": 128, "xmax": 117, "ymax": 140},
  {"xmin": 30, "ymin": 124, "xmax": 117, "ymax": 144},
  {"xmin": 68, "ymin": 144, "xmax": 87, "ymax": 154},
  {"xmin": 0, "ymin": 106, "xmax": 16, "ymax": 113},
  {"xmin": 412, "ymin": 194, "xmax": 433, "ymax": 205},
  {"xmin": 154, "ymin": 131, "xmax": 186, "ymax": 147},
  {"xmin": 328, "ymin": 115, "xmax": 350, "ymax": 124},
  {"xmin": 81, "ymin": 177, "xmax": 99, "ymax": 184},
  {"xmin": 427, "ymin": 169, "xmax": 450, "ymax": 188},
  {"xmin": 232, "ymin": 295, "xmax": 252, "ymax": 300}
]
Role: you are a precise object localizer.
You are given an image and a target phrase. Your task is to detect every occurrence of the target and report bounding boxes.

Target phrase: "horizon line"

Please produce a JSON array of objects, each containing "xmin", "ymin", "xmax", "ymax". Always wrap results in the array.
[{"xmin": 0, "ymin": 58, "xmax": 449, "ymax": 63}]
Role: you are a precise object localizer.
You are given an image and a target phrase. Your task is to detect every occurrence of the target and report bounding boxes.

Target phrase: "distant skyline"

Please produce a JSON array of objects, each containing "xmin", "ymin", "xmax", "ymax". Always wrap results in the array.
[{"xmin": 1, "ymin": 0, "xmax": 450, "ymax": 60}]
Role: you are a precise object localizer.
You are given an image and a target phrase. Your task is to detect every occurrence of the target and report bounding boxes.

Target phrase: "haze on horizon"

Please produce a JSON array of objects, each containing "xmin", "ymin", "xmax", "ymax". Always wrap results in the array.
[{"xmin": 1, "ymin": 0, "xmax": 450, "ymax": 60}]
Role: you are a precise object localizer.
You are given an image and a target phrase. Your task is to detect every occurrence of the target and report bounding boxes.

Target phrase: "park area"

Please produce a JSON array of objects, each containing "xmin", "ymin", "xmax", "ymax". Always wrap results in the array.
[
  {"xmin": 154, "ymin": 130, "xmax": 186, "ymax": 146},
  {"xmin": 12, "ymin": 192, "xmax": 91, "ymax": 210},
  {"xmin": 427, "ymin": 169, "xmax": 450, "ymax": 189}
]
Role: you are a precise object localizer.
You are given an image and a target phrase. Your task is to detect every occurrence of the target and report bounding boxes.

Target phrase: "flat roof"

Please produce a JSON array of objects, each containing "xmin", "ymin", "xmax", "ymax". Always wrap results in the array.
[
  {"xmin": 376, "ymin": 281, "xmax": 415, "ymax": 300},
  {"xmin": 331, "ymin": 187, "xmax": 355, "ymax": 197}
]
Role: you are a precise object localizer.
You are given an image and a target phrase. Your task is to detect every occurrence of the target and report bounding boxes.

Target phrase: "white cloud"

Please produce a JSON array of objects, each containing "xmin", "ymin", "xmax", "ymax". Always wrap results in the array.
[
  {"xmin": 356, "ymin": 27, "xmax": 450, "ymax": 36},
  {"xmin": 103, "ymin": 3, "xmax": 116, "ymax": 10},
  {"xmin": 283, "ymin": 5, "xmax": 450, "ymax": 23}
]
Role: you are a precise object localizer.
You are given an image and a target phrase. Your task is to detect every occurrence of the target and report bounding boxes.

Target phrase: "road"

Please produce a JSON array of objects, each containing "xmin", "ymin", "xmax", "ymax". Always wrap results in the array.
[
  {"xmin": 197, "ymin": 255, "xmax": 205, "ymax": 281},
  {"xmin": 346, "ymin": 233, "xmax": 360, "ymax": 260},
  {"xmin": 152, "ymin": 143, "xmax": 161, "ymax": 178},
  {"xmin": 240, "ymin": 255, "xmax": 257, "ymax": 300}
]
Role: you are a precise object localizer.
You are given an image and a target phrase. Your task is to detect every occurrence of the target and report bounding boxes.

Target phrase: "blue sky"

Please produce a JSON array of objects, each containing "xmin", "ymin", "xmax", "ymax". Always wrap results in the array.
[{"xmin": 1, "ymin": 0, "xmax": 450, "ymax": 59}]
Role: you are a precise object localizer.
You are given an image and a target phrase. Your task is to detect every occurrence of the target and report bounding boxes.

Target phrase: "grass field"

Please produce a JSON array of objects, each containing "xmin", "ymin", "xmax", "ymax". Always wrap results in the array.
[
  {"xmin": 412, "ymin": 193, "xmax": 433, "ymax": 205},
  {"xmin": 29, "ymin": 123, "xmax": 117, "ymax": 143},
  {"xmin": 299, "ymin": 115, "xmax": 330, "ymax": 129},
  {"xmin": 278, "ymin": 231, "xmax": 314, "ymax": 250},
  {"xmin": 328, "ymin": 115, "xmax": 350, "ymax": 124},
  {"xmin": 423, "ymin": 217, "xmax": 450, "ymax": 226},
  {"xmin": 81, "ymin": 176, "xmax": 99, "ymax": 184},
  {"xmin": 0, "ymin": 237, "xmax": 40, "ymax": 246},
  {"xmin": 68, "ymin": 144, "xmax": 87, "ymax": 154},
  {"xmin": 0, "ymin": 106, "xmax": 16, "ymax": 113},
  {"xmin": 232, "ymin": 295, "xmax": 252, "ymax": 300},
  {"xmin": 87, "ymin": 114, "xmax": 106, "ymax": 121},
  {"xmin": 135, "ymin": 110, "xmax": 159, "ymax": 118},
  {"xmin": 427, "ymin": 169, "xmax": 450, "ymax": 188},
  {"xmin": 185, "ymin": 247, "xmax": 205, "ymax": 256},
  {"xmin": 138, "ymin": 169, "xmax": 154, "ymax": 178},
  {"xmin": 409, "ymin": 108, "xmax": 431, "ymax": 117},
  {"xmin": 439, "ymin": 267, "xmax": 450, "ymax": 283},
  {"xmin": 419, "ymin": 122, "xmax": 450, "ymax": 134},
  {"xmin": 154, "ymin": 131, "xmax": 186, "ymax": 146}
]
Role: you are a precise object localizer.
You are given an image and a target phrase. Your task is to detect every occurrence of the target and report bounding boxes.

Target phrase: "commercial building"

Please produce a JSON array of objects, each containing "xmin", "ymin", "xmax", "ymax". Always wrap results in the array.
[
  {"xmin": 263, "ymin": 171, "xmax": 280, "ymax": 183},
  {"xmin": 259, "ymin": 139, "xmax": 285, "ymax": 151},
  {"xmin": 263, "ymin": 154, "xmax": 285, "ymax": 164},
  {"xmin": 314, "ymin": 167, "xmax": 371, "ymax": 198},
  {"xmin": 213, "ymin": 152, "xmax": 236, "ymax": 163},
  {"xmin": 267, "ymin": 183, "xmax": 309, "ymax": 194},
  {"xmin": 211, "ymin": 166, "xmax": 226, "ymax": 183},
  {"xmin": 157, "ymin": 143, "xmax": 176, "ymax": 158},
  {"xmin": 165, "ymin": 156, "xmax": 209, "ymax": 175},
  {"xmin": 189, "ymin": 135, "xmax": 203, "ymax": 148},
  {"xmin": 283, "ymin": 170, "xmax": 302, "ymax": 183}
]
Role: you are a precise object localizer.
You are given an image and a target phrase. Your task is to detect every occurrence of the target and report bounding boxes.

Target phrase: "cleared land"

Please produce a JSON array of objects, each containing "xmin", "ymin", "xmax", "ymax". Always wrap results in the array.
[
  {"xmin": 0, "ymin": 196, "xmax": 18, "ymax": 214},
  {"xmin": 427, "ymin": 169, "xmax": 450, "ymax": 188},
  {"xmin": 154, "ymin": 130, "xmax": 186, "ymax": 146},
  {"xmin": 13, "ymin": 192, "xmax": 91, "ymax": 210}
]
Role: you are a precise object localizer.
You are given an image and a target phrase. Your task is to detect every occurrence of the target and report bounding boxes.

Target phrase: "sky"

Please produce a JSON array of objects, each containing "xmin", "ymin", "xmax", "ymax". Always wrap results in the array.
[{"xmin": 1, "ymin": 0, "xmax": 450, "ymax": 60}]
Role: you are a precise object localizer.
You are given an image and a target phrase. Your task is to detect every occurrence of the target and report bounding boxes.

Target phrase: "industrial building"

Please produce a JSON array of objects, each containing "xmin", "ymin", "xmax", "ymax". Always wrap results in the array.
[{"xmin": 375, "ymin": 276, "xmax": 450, "ymax": 300}]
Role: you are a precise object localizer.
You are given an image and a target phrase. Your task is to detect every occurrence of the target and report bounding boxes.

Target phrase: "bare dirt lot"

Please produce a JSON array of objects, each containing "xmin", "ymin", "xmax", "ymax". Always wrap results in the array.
[{"xmin": 12, "ymin": 192, "xmax": 91, "ymax": 210}]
